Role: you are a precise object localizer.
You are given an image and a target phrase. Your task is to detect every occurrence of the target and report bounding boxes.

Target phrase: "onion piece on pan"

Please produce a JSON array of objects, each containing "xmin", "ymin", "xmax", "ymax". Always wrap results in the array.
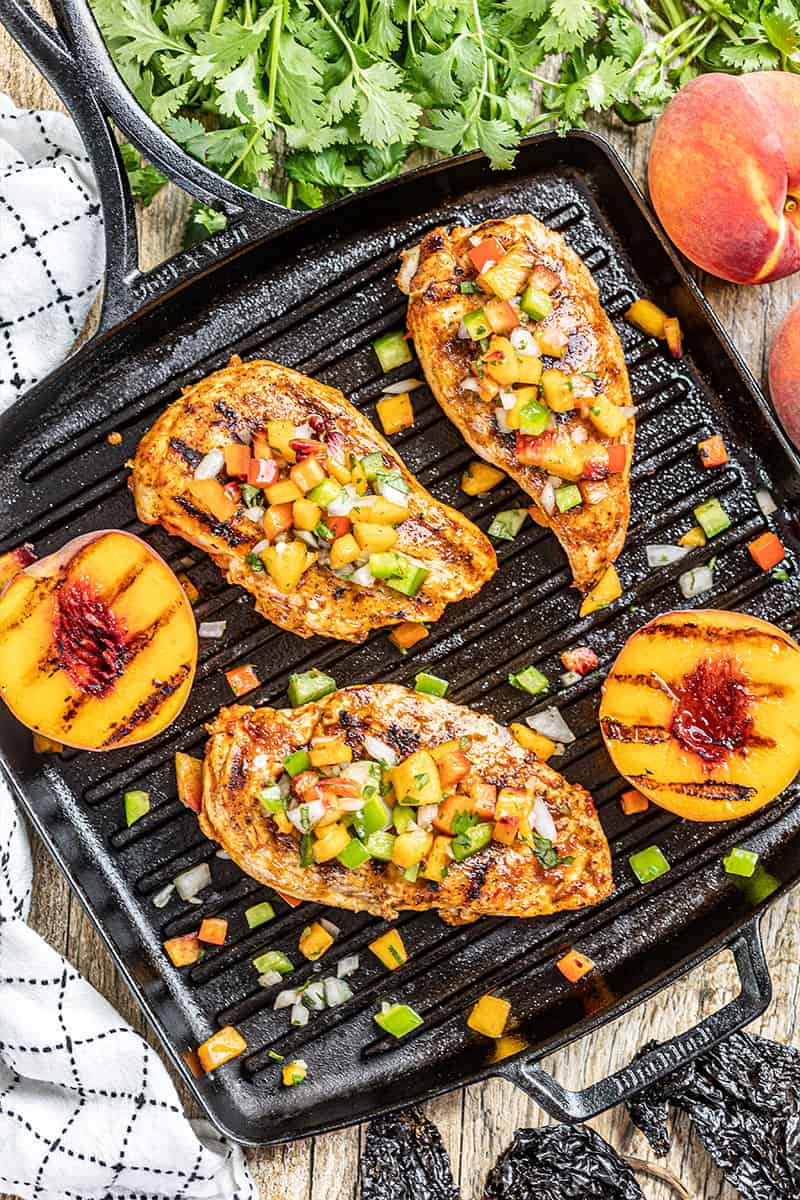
[
  {"xmin": 646, "ymin": 544, "xmax": 689, "ymax": 568},
  {"xmin": 174, "ymin": 862, "xmax": 211, "ymax": 902},
  {"xmin": 679, "ymin": 564, "xmax": 714, "ymax": 599},
  {"xmin": 526, "ymin": 707, "xmax": 575, "ymax": 744}
]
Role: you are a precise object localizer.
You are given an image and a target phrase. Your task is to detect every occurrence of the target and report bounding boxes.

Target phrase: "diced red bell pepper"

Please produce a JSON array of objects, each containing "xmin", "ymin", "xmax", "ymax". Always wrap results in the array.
[
  {"xmin": 697, "ymin": 434, "xmax": 729, "ymax": 469},
  {"xmin": 469, "ymin": 237, "xmax": 505, "ymax": 273},
  {"xmin": 224, "ymin": 481, "xmax": 241, "ymax": 503},
  {"xmin": 224, "ymin": 443, "xmax": 251, "ymax": 479},
  {"xmin": 516, "ymin": 430, "xmax": 552, "ymax": 464},
  {"xmin": 289, "ymin": 438, "xmax": 326, "ymax": 459},
  {"xmin": 560, "ymin": 646, "xmax": 598, "ymax": 676},
  {"xmin": 248, "ymin": 457, "xmax": 280, "ymax": 487},
  {"xmin": 606, "ymin": 444, "xmax": 627, "ymax": 473},
  {"xmin": 291, "ymin": 770, "xmax": 323, "ymax": 802},
  {"xmin": 325, "ymin": 515, "xmax": 351, "ymax": 539},
  {"xmin": 225, "ymin": 664, "xmax": 260, "ymax": 697},
  {"xmin": 748, "ymin": 531, "xmax": 785, "ymax": 571},
  {"xmin": 275, "ymin": 889, "xmax": 303, "ymax": 908},
  {"xmin": 316, "ymin": 777, "xmax": 361, "ymax": 798},
  {"xmin": 198, "ymin": 917, "xmax": 228, "ymax": 945}
]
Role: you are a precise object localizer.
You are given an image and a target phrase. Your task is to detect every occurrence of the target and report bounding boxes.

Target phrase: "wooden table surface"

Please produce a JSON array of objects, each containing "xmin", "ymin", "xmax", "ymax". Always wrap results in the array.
[{"xmin": 3, "ymin": 14, "xmax": 800, "ymax": 1199}]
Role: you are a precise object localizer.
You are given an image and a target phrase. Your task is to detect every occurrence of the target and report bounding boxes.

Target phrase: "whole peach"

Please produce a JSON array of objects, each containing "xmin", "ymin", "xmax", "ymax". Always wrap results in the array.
[
  {"xmin": 769, "ymin": 298, "xmax": 800, "ymax": 449},
  {"xmin": 648, "ymin": 72, "xmax": 800, "ymax": 284}
]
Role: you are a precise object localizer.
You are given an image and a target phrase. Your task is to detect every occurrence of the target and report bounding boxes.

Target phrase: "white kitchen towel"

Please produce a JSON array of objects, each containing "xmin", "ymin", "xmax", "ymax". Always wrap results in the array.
[
  {"xmin": 0, "ymin": 97, "xmax": 256, "ymax": 1198},
  {"xmin": 0, "ymin": 94, "xmax": 104, "ymax": 409},
  {"xmin": 0, "ymin": 780, "xmax": 257, "ymax": 1200}
]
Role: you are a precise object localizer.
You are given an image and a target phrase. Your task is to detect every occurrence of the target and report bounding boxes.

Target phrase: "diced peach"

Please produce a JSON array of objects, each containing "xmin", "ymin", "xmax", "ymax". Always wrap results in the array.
[
  {"xmin": 290, "ymin": 456, "xmax": 327, "ymax": 494},
  {"xmin": 164, "ymin": 933, "xmax": 201, "ymax": 967},
  {"xmin": 389, "ymin": 621, "xmax": 428, "ymax": 650},
  {"xmin": 197, "ymin": 1025, "xmax": 247, "ymax": 1072},
  {"xmin": 224, "ymin": 443, "xmax": 251, "ymax": 478},
  {"xmin": 188, "ymin": 478, "xmax": 236, "ymax": 523},
  {"xmin": 262, "ymin": 503, "xmax": 293, "ymax": 541},
  {"xmin": 175, "ymin": 751, "xmax": 203, "ymax": 813},
  {"xmin": 198, "ymin": 917, "xmax": 228, "ymax": 945}
]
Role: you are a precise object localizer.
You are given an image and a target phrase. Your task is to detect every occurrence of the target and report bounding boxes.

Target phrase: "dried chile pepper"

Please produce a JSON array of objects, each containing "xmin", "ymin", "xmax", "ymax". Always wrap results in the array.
[
  {"xmin": 483, "ymin": 1125, "xmax": 644, "ymax": 1199},
  {"xmin": 362, "ymin": 1107, "xmax": 458, "ymax": 1200},
  {"xmin": 627, "ymin": 1032, "xmax": 800, "ymax": 1199}
]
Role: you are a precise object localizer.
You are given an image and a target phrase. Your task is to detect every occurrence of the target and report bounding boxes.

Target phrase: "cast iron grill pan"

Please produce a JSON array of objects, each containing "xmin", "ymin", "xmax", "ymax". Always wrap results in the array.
[{"xmin": 1, "ymin": 0, "xmax": 799, "ymax": 1145}]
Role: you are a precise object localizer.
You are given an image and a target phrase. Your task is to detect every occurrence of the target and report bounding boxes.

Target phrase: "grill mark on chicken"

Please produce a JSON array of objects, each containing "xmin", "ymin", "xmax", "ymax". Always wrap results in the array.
[
  {"xmin": 101, "ymin": 662, "xmax": 192, "ymax": 746},
  {"xmin": 169, "ymin": 438, "xmax": 202, "ymax": 468},
  {"xmin": 172, "ymin": 495, "xmax": 249, "ymax": 547}
]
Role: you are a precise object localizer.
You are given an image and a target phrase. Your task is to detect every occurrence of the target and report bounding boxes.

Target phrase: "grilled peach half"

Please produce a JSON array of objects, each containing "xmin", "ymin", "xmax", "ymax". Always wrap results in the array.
[
  {"xmin": 0, "ymin": 530, "xmax": 197, "ymax": 751},
  {"xmin": 599, "ymin": 609, "xmax": 800, "ymax": 821}
]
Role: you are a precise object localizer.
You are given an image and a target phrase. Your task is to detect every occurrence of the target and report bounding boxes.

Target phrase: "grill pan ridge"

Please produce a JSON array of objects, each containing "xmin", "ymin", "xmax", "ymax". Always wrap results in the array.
[{"xmin": 2, "ymin": 0, "xmax": 800, "ymax": 1144}]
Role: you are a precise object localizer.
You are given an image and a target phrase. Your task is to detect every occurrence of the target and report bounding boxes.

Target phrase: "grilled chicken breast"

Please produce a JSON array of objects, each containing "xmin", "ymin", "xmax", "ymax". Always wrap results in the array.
[
  {"xmin": 132, "ymin": 357, "xmax": 495, "ymax": 642},
  {"xmin": 397, "ymin": 215, "xmax": 634, "ymax": 591},
  {"xmin": 200, "ymin": 684, "xmax": 613, "ymax": 924}
]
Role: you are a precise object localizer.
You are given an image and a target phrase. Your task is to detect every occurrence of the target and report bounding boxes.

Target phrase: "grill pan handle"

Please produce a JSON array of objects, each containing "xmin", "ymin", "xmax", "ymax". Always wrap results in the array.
[
  {"xmin": 497, "ymin": 916, "xmax": 771, "ymax": 1123},
  {"xmin": 0, "ymin": 0, "xmax": 299, "ymax": 338}
]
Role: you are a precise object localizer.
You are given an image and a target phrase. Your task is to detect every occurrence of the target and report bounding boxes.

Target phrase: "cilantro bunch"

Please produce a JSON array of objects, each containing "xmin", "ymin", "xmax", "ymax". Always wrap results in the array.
[{"xmin": 93, "ymin": 0, "xmax": 800, "ymax": 215}]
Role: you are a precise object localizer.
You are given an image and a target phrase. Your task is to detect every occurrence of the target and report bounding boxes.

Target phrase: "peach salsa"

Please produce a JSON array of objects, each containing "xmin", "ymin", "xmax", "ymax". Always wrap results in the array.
[
  {"xmin": 194, "ymin": 423, "xmax": 427, "ymax": 597},
  {"xmin": 455, "ymin": 235, "xmax": 631, "ymax": 494}
]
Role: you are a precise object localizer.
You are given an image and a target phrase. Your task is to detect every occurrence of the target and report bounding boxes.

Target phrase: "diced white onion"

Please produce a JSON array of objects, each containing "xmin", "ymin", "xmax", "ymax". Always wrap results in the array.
[
  {"xmin": 290, "ymin": 1002, "xmax": 309, "ymax": 1026},
  {"xmin": 274, "ymin": 988, "xmax": 300, "ymax": 1010},
  {"xmin": 480, "ymin": 259, "xmax": 497, "ymax": 273},
  {"xmin": 257, "ymin": 970, "xmax": 283, "ymax": 988},
  {"xmin": 397, "ymin": 244, "xmax": 420, "ymax": 293},
  {"xmin": 619, "ymin": 405, "xmax": 637, "ymax": 418},
  {"xmin": 539, "ymin": 481, "xmax": 556, "ymax": 516},
  {"xmin": 553, "ymin": 741, "xmax": 566, "ymax": 756},
  {"xmin": 527, "ymin": 706, "xmax": 576, "ymax": 745},
  {"xmin": 295, "ymin": 529, "xmax": 318, "ymax": 548},
  {"xmin": 381, "ymin": 1000, "xmax": 392, "ymax": 1014},
  {"xmin": 510, "ymin": 327, "xmax": 539, "ymax": 355},
  {"xmin": 351, "ymin": 564, "xmax": 376, "ymax": 587},
  {"xmin": 304, "ymin": 980, "xmax": 327, "ymax": 1010},
  {"xmin": 337, "ymin": 955, "xmax": 359, "ymax": 978},
  {"xmin": 193, "ymin": 448, "xmax": 224, "ymax": 480},
  {"xmin": 571, "ymin": 425, "xmax": 588, "ymax": 443},
  {"xmin": 376, "ymin": 480, "xmax": 409, "ymax": 508},
  {"xmin": 295, "ymin": 422, "xmax": 313, "ymax": 439},
  {"xmin": 328, "ymin": 487, "xmax": 376, "ymax": 517},
  {"xmin": 570, "ymin": 374, "xmax": 595, "ymax": 399},
  {"xmin": 494, "ymin": 407, "xmax": 512, "ymax": 434},
  {"xmin": 469, "ymin": 235, "xmax": 482, "ymax": 246},
  {"xmin": 560, "ymin": 670, "xmax": 581, "ymax": 687},
  {"xmin": 215, "ymin": 848, "xmax": 230, "ymax": 860},
  {"xmin": 382, "ymin": 378, "xmax": 425, "ymax": 394},
  {"xmin": 363, "ymin": 734, "xmax": 398, "ymax": 766},
  {"xmin": 417, "ymin": 803, "xmax": 439, "ymax": 827},
  {"xmin": 324, "ymin": 976, "xmax": 353, "ymax": 1007},
  {"xmin": 245, "ymin": 505, "xmax": 265, "ymax": 522},
  {"xmin": 319, "ymin": 917, "xmax": 340, "ymax": 939},
  {"xmin": 457, "ymin": 320, "xmax": 471, "ymax": 340},
  {"xmin": 287, "ymin": 799, "xmax": 326, "ymax": 833},
  {"xmin": 174, "ymin": 862, "xmax": 211, "ymax": 901},
  {"xmin": 460, "ymin": 376, "xmax": 482, "ymax": 393},
  {"xmin": 679, "ymin": 564, "xmax": 714, "ymax": 599},
  {"xmin": 152, "ymin": 883, "xmax": 174, "ymax": 909},
  {"xmin": 531, "ymin": 796, "xmax": 557, "ymax": 842},
  {"xmin": 500, "ymin": 389, "xmax": 517, "ymax": 410},
  {"xmin": 338, "ymin": 796, "xmax": 366, "ymax": 811},
  {"xmin": 198, "ymin": 620, "xmax": 227, "ymax": 638},
  {"xmin": 646, "ymin": 544, "xmax": 689, "ymax": 568},
  {"xmin": 756, "ymin": 488, "xmax": 778, "ymax": 517},
  {"xmin": 252, "ymin": 539, "xmax": 269, "ymax": 555},
  {"xmin": 547, "ymin": 475, "xmax": 563, "ymax": 488}
]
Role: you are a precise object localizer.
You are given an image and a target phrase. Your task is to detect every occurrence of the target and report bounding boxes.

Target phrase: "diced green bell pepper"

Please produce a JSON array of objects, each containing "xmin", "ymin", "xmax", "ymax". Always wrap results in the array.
[
  {"xmin": 555, "ymin": 484, "xmax": 582, "ymax": 513},
  {"xmin": 451, "ymin": 821, "xmax": 493, "ymax": 861},
  {"xmin": 374, "ymin": 1002, "xmax": 424, "ymax": 1038},
  {"xmin": 508, "ymin": 665, "xmax": 549, "ymax": 695},
  {"xmin": 375, "ymin": 469, "xmax": 409, "ymax": 495},
  {"xmin": 520, "ymin": 285, "xmax": 553, "ymax": 321},
  {"xmin": 299, "ymin": 832, "xmax": 314, "ymax": 866},
  {"xmin": 369, "ymin": 551, "xmax": 429, "ymax": 597},
  {"xmin": 283, "ymin": 749, "xmax": 310, "ymax": 777},
  {"xmin": 374, "ymin": 331, "xmax": 413, "ymax": 372},
  {"xmin": 488, "ymin": 508, "xmax": 527, "ymax": 541},
  {"xmin": 353, "ymin": 795, "xmax": 391, "ymax": 840},
  {"xmin": 288, "ymin": 668, "xmax": 336, "ymax": 707},
  {"xmin": 337, "ymin": 837, "xmax": 372, "ymax": 869},
  {"xmin": 366, "ymin": 830, "xmax": 396, "ymax": 860},
  {"xmin": 124, "ymin": 790, "xmax": 150, "ymax": 827},
  {"xmin": 518, "ymin": 396, "xmax": 551, "ymax": 436},
  {"xmin": 245, "ymin": 902, "xmax": 276, "ymax": 929},
  {"xmin": 260, "ymin": 784, "xmax": 287, "ymax": 812},
  {"xmin": 694, "ymin": 497, "xmax": 731, "ymax": 539},
  {"xmin": 360, "ymin": 452, "xmax": 385, "ymax": 481},
  {"xmin": 393, "ymin": 807, "xmax": 416, "ymax": 834},
  {"xmin": 415, "ymin": 672, "xmax": 449, "ymax": 697},
  {"xmin": 403, "ymin": 863, "xmax": 421, "ymax": 881},
  {"xmin": 723, "ymin": 847, "xmax": 758, "ymax": 878},
  {"xmin": 252, "ymin": 949, "xmax": 293, "ymax": 974},
  {"xmin": 462, "ymin": 309, "xmax": 491, "ymax": 340},
  {"xmin": 629, "ymin": 844, "xmax": 670, "ymax": 884},
  {"xmin": 307, "ymin": 477, "xmax": 342, "ymax": 508}
]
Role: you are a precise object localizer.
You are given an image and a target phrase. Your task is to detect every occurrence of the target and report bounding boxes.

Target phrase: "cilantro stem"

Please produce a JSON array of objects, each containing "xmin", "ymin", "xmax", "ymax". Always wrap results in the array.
[
  {"xmin": 286, "ymin": 178, "xmax": 294, "ymax": 207},
  {"xmin": 266, "ymin": 0, "xmax": 284, "ymax": 111},
  {"xmin": 468, "ymin": 0, "xmax": 489, "ymax": 120},
  {"xmin": 309, "ymin": 0, "xmax": 358, "ymax": 70},
  {"xmin": 208, "ymin": 0, "xmax": 226, "ymax": 32}
]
